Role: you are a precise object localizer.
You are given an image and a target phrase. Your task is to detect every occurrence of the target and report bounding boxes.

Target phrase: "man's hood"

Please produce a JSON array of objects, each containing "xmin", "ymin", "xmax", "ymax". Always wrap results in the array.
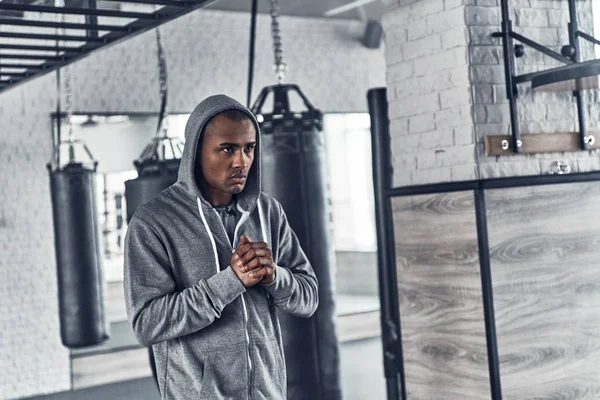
[{"xmin": 177, "ymin": 94, "xmax": 261, "ymax": 213}]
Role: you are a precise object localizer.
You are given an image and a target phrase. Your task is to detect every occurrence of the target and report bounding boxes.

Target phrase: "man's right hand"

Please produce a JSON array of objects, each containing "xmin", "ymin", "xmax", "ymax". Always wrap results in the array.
[{"xmin": 231, "ymin": 235, "xmax": 266, "ymax": 287}]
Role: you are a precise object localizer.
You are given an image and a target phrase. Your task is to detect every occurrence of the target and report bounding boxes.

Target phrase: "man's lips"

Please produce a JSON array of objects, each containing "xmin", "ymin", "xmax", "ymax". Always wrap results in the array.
[{"xmin": 230, "ymin": 173, "xmax": 247, "ymax": 183}]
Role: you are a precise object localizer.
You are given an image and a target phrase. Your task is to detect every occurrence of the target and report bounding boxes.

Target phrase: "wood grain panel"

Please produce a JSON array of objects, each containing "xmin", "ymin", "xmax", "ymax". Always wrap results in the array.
[
  {"xmin": 486, "ymin": 181, "xmax": 600, "ymax": 399},
  {"xmin": 392, "ymin": 191, "xmax": 490, "ymax": 400}
]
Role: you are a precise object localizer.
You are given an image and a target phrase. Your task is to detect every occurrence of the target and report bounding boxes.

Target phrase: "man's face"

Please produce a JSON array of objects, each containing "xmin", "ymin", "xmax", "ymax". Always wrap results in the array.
[{"xmin": 197, "ymin": 114, "xmax": 257, "ymax": 205}]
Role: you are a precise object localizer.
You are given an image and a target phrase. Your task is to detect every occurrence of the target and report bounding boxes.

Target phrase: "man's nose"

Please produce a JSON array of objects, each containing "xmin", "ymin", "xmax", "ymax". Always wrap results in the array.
[{"xmin": 232, "ymin": 149, "xmax": 248, "ymax": 169}]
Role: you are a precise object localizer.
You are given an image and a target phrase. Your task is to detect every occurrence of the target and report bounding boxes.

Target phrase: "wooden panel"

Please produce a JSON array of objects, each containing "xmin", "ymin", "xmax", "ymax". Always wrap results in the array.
[
  {"xmin": 486, "ymin": 181, "xmax": 600, "ymax": 399},
  {"xmin": 484, "ymin": 132, "xmax": 600, "ymax": 156},
  {"xmin": 392, "ymin": 192, "xmax": 490, "ymax": 400},
  {"xmin": 72, "ymin": 348, "xmax": 152, "ymax": 390}
]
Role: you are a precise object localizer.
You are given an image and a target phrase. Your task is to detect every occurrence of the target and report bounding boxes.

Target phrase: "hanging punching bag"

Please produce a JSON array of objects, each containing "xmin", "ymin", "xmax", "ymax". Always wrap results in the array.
[
  {"xmin": 252, "ymin": 84, "xmax": 342, "ymax": 400},
  {"xmin": 124, "ymin": 137, "xmax": 182, "ymax": 223},
  {"xmin": 47, "ymin": 142, "xmax": 109, "ymax": 348}
]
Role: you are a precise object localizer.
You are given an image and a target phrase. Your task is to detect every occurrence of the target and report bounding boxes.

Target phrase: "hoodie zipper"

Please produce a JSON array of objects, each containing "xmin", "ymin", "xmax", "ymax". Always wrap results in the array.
[{"xmin": 213, "ymin": 208, "xmax": 254, "ymax": 400}]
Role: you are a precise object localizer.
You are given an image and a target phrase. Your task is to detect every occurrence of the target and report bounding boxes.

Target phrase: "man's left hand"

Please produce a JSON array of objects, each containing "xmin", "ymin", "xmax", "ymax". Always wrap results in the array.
[{"xmin": 233, "ymin": 235, "xmax": 276, "ymax": 284}]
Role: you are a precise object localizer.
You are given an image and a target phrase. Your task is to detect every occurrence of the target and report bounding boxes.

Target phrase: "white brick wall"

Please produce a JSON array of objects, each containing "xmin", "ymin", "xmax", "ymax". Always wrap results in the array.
[
  {"xmin": 383, "ymin": 0, "xmax": 476, "ymax": 187},
  {"xmin": 384, "ymin": 0, "xmax": 600, "ymax": 186},
  {"xmin": 469, "ymin": 0, "xmax": 600, "ymax": 178},
  {"xmin": 0, "ymin": 10, "xmax": 385, "ymax": 399}
]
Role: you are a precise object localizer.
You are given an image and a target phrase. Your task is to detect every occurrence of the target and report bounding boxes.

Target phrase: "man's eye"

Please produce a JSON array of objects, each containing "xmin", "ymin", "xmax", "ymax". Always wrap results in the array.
[
  {"xmin": 222, "ymin": 147, "xmax": 233, "ymax": 153},
  {"xmin": 245, "ymin": 145, "xmax": 255, "ymax": 152}
]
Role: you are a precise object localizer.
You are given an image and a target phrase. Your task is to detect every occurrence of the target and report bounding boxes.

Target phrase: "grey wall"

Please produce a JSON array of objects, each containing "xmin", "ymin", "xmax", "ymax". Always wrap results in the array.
[{"xmin": 0, "ymin": 9, "xmax": 385, "ymax": 399}]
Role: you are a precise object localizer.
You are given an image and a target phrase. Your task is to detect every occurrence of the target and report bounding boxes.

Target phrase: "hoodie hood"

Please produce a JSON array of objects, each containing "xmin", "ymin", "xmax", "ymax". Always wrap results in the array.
[{"xmin": 178, "ymin": 94, "xmax": 261, "ymax": 214}]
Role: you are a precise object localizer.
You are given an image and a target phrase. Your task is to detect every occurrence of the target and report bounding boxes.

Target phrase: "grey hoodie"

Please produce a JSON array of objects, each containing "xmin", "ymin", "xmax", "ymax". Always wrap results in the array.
[{"xmin": 123, "ymin": 95, "xmax": 319, "ymax": 399}]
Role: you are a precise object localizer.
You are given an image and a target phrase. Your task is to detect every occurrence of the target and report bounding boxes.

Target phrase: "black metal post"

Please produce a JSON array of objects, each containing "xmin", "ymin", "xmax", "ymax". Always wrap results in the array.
[
  {"xmin": 85, "ymin": 0, "xmax": 99, "ymax": 40},
  {"xmin": 499, "ymin": 0, "xmax": 521, "ymax": 153},
  {"xmin": 368, "ymin": 88, "xmax": 407, "ymax": 400},
  {"xmin": 474, "ymin": 188, "xmax": 503, "ymax": 400},
  {"xmin": 567, "ymin": 0, "xmax": 589, "ymax": 150}
]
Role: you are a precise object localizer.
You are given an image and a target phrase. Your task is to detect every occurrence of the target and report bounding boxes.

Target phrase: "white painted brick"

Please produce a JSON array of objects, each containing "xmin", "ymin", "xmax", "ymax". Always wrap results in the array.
[
  {"xmin": 411, "ymin": 0, "xmax": 445, "ymax": 19},
  {"xmin": 515, "ymin": 9, "xmax": 549, "ymax": 28},
  {"xmin": 435, "ymin": 105, "xmax": 473, "ymax": 128},
  {"xmin": 426, "ymin": 7, "xmax": 466, "ymax": 35},
  {"xmin": 547, "ymin": 9, "xmax": 570, "ymax": 28},
  {"xmin": 529, "ymin": 0, "xmax": 564, "ymax": 9},
  {"xmin": 391, "ymin": 152, "xmax": 418, "ymax": 171},
  {"xmin": 465, "ymin": 6, "xmax": 500, "ymax": 26},
  {"xmin": 473, "ymin": 104, "xmax": 487, "ymax": 123},
  {"xmin": 416, "ymin": 149, "xmax": 438, "ymax": 169},
  {"xmin": 521, "ymin": 120, "xmax": 576, "ymax": 134},
  {"xmin": 451, "ymin": 163, "xmax": 479, "ymax": 180},
  {"xmin": 391, "ymin": 92, "xmax": 441, "ymax": 118},
  {"xmin": 404, "ymin": 35, "xmax": 442, "ymax": 60},
  {"xmin": 519, "ymin": 102, "xmax": 548, "ymax": 121},
  {"xmin": 385, "ymin": 43, "xmax": 406, "ymax": 65},
  {"xmin": 442, "ymin": 26, "xmax": 468, "ymax": 49},
  {"xmin": 409, "ymin": 114, "xmax": 436, "ymax": 133},
  {"xmin": 445, "ymin": 0, "xmax": 465, "ymax": 10},
  {"xmin": 435, "ymin": 145, "xmax": 477, "ymax": 167},
  {"xmin": 454, "ymin": 125, "xmax": 475, "ymax": 145},
  {"xmin": 492, "ymin": 85, "xmax": 508, "ymax": 103},
  {"xmin": 469, "ymin": 26, "xmax": 499, "ymax": 45},
  {"xmin": 389, "ymin": 116, "xmax": 410, "ymax": 135},
  {"xmin": 546, "ymin": 102, "xmax": 576, "ymax": 122},
  {"xmin": 439, "ymin": 86, "xmax": 472, "ymax": 109},
  {"xmin": 486, "ymin": 104, "xmax": 512, "ymax": 123},
  {"xmin": 473, "ymin": 84, "xmax": 494, "ymax": 104},
  {"xmin": 470, "ymin": 46, "xmax": 502, "ymax": 64},
  {"xmin": 476, "ymin": 0, "xmax": 497, "ymax": 6},
  {"xmin": 382, "ymin": 6, "xmax": 412, "ymax": 30},
  {"xmin": 401, "ymin": 129, "xmax": 456, "ymax": 150},
  {"xmin": 386, "ymin": 61, "xmax": 415, "ymax": 83},
  {"xmin": 479, "ymin": 160, "xmax": 543, "ymax": 178},
  {"xmin": 577, "ymin": 157, "xmax": 600, "ymax": 173},
  {"xmin": 516, "ymin": 27, "xmax": 560, "ymax": 45},
  {"xmin": 475, "ymin": 123, "xmax": 510, "ymax": 138},
  {"xmin": 407, "ymin": 19, "xmax": 429, "ymax": 41},
  {"xmin": 411, "ymin": 167, "xmax": 453, "ymax": 185},
  {"xmin": 471, "ymin": 65, "xmax": 506, "ymax": 84},
  {"xmin": 385, "ymin": 27, "xmax": 408, "ymax": 47},
  {"xmin": 413, "ymin": 47, "xmax": 468, "ymax": 76},
  {"xmin": 395, "ymin": 77, "xmax": 422, "ymax": 97},
  {"xmin": 449, "ymin": 66, "xmax": 470, "ymax": 87}
]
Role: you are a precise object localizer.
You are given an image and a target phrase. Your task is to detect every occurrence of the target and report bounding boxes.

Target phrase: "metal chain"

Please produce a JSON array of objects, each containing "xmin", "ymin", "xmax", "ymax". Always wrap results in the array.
[
  {"xmin": 155, "ymin": 26, "xmax": 169, "ymax": 135},
  {"xmin": 270, "ymin": 0, "xmax": 286, "ymax": 83},
  {"xmin": 55, "ymin": 0, "xmax": 74, "ymax": 142}
]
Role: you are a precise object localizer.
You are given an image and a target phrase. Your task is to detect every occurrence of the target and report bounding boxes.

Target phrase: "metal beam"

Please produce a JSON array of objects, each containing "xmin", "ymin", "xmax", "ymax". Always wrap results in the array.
[
  {"xmin": 0, "ymin": 44, "xmax": 81, "ymax": 52},
  {"xmin": 0, "ymin": 63, "xmax": 47, "ymax": 70},
  {"xmin": 99, "ymin": 0, "xmax": 189, "ymax": 5},
  {"xmin": 1, "ymin": 72, "xmax": 34, "ymax": 78},
  {"xmin": 0, "ymin": 31, "xmax": 105, "ymax": 42},
  {"xmin": 0, "ymin": 1, "xmax": 212, "ymax": 94},
  {"xmin": 0, "ymin": 3, "xmax": 157, "ymax": 19},
  {"xmin": 0, "ymin": 54, "xmax": 67, "ymax": 61},
  {"xmin": 0, "ymin": 18, "xmax": 131, "ymax": 32}
]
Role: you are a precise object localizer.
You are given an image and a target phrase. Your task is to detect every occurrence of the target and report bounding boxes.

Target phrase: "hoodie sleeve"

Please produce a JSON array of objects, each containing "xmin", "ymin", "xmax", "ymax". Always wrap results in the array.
[
  {"xmin": 261, "ymin": 201, "xmax": 319, "ymax": 318},
  {"xmin": 123, "ymin": 216, "xmax": 246, "ymax": 346}
]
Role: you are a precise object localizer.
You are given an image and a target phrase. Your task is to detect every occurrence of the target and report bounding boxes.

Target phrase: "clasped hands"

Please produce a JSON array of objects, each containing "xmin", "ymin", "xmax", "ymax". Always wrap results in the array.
[{"xmin": 231, "ymin": 234, "xmax": 276, "ymax": 287}]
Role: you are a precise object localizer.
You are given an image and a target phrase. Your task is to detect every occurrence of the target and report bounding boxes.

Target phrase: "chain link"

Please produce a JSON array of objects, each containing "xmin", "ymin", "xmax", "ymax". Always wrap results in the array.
[
  {"xmin": 270, "ymin": 0, "xmax": 286, "ymax": 83},
  {"xmin": 55, "ymin": 0, "xmax": 74, "ymax": 142},
  {"xmin": 155, "ymin": 26, "xmax": 169, "ymax": 135}
]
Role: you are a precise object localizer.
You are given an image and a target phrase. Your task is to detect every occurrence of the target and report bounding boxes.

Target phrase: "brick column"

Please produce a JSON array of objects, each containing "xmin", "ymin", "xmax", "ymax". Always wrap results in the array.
[{"xmin": 383, "ymin": 0, "xmax": 599, "ymax": 187}]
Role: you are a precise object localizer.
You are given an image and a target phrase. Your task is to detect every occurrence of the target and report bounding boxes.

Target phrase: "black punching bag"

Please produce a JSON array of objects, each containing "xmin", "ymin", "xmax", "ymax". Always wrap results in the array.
[
  {"xmin": 48, "ymin": 147, "xmax": 109, "ymax": 348},
  {"xmin": 252, "ymin": 84, "xmax": 342, "ymax": 400},
  {"xmin": 124, "ymin": 137, "xmax": 182, "ymax": 223}
]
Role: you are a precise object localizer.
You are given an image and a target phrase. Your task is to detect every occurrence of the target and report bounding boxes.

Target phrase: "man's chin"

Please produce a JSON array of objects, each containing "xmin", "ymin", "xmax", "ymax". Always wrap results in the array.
[{"xmin": 231, "ymin": 184, "xmax": 245, "ymax": 194}]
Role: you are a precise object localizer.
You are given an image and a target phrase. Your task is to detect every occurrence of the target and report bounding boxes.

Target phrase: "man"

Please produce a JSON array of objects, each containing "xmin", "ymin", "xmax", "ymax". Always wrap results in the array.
[{"xmin": 123, "ymin": 94, "xmax": 319, "ymax": 399}]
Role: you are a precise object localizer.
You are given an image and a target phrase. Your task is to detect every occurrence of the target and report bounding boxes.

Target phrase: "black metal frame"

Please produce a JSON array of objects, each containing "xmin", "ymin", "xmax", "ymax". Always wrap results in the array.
[
  {"xmin": 494, "ymin": 0, "xmax": 600, "ymax": 153},
  {"xmin": 369, "ymin": 87, "xmax": 600, "ymax": 400},
  {"xmin": 0, "ymin": 0, "xmax": 212, "ymax": 94}
]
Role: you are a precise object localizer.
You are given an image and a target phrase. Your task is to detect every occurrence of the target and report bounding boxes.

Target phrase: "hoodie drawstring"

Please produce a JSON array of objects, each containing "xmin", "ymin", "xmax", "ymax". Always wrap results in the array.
[{"xmin": 197, "ymin": 197, "xmax": 220, "ymax": 274}]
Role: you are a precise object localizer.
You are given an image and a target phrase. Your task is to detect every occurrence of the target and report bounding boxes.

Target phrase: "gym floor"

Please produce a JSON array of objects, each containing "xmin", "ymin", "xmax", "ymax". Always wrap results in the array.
[{"xmin": 26, "ymin": 336, "xmax": 386, "ymax": 400}]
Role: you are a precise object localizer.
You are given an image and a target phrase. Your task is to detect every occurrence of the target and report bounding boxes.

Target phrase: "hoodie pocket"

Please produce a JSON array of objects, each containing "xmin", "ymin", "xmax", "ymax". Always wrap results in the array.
[
  {"xmin": 198, "ymin": 345, "xmax": 248, "ymax": 399},
  {"xmin": 252, "ymin": 338, "xmax": 287, "ymax": 399}
]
